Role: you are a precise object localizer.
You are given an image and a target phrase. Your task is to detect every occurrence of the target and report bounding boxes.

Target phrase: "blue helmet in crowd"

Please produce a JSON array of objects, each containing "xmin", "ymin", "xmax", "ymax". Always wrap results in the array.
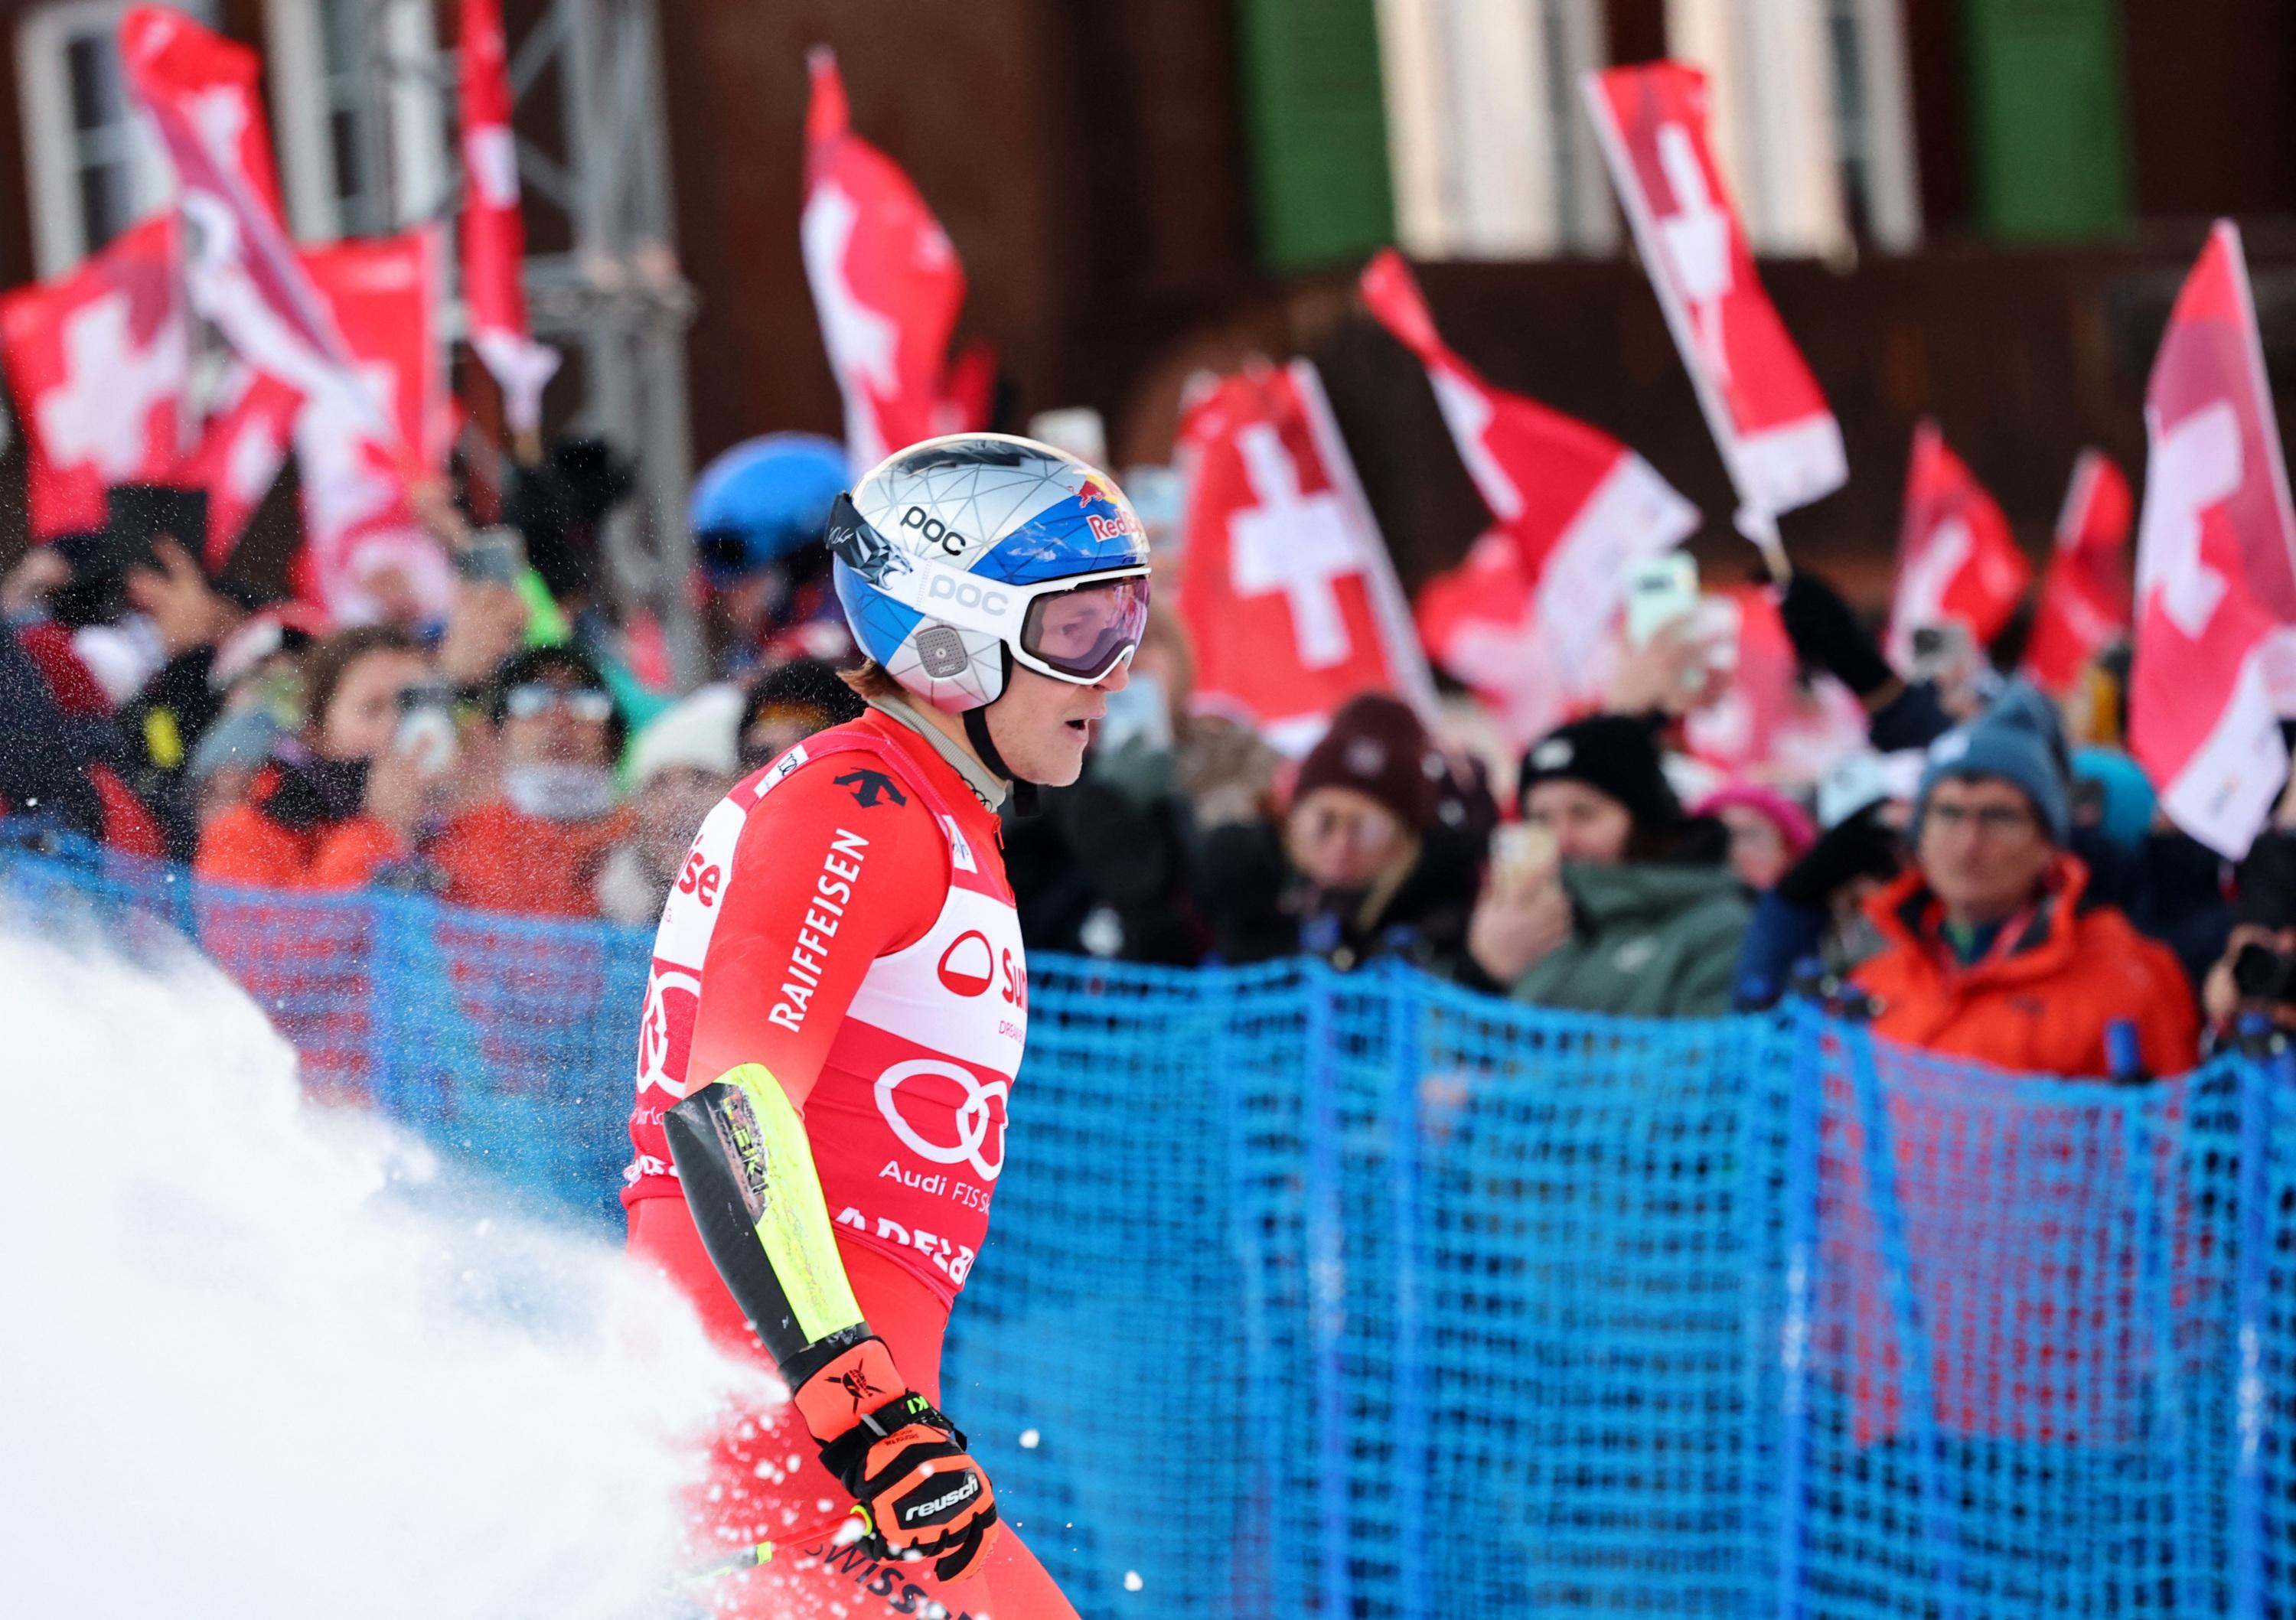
[
  {"xmin": 688, "ymin": 433, "xmax": 850, "ymax": 582},
  {"xmin": 829, "ymin": 432, "xmax": 1153, "ymax": 715}
]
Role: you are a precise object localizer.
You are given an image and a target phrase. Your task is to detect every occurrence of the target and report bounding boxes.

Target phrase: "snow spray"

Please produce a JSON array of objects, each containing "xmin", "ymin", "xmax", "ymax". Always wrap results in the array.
[{"xmin": 0, "ymin": 918, "xmax": 775, "ymax": 1618}]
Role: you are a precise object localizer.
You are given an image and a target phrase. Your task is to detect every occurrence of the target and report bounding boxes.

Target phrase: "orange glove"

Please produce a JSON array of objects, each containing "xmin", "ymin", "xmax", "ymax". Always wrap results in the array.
[{"xmin": 793, "ymin": 1338, "xmax": 1000, "ymax": 1580}]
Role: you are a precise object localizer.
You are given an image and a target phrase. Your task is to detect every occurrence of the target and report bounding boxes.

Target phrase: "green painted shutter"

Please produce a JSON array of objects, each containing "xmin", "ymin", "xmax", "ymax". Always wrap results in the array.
[
  {"xmin": 1234, "ymin": 0, "xmax": 1395, "ymax": 272},
  {"xmin": 1961, "ymin": 0, "xmax": 2131, "ymax": 240}
]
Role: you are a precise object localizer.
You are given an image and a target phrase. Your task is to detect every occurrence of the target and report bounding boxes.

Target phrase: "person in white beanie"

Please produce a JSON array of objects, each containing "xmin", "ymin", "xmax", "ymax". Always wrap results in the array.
[{"xmin": 595, "ymin": 683, "xmax": 744, "ymax": 924}]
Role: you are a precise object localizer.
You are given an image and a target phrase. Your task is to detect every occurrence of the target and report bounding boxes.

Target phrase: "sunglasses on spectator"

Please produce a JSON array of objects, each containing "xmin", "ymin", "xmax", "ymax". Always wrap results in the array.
[
  {"xmin": 505, "ymin": 683, "xmax": 613, "ymax": 722},
  {"xmin": 1926, "ymin": 802, "xmax": 2035, "ymax": 836}
]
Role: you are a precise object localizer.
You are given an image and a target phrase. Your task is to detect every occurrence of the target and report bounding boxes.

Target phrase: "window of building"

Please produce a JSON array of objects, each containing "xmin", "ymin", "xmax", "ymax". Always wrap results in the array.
[
  {"xmin": 266, "ymin": 0, "xmax": 444, "ymax": 243},
  {"xmin": 1378, "ymin": 0, "xmax": 1613, "ymax": 259},
  {"xmin": 17, "ymin": 0, "xmax": 215, "ymax": 277},
  {"xmin": 1665, "ymin": 0, "xmax": 1919, "ymax": 256}
]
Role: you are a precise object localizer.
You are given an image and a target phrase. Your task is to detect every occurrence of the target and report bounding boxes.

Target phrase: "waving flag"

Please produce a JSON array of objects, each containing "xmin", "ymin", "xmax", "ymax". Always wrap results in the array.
[
  {"xmin": 458, "ymin": 0, "xmax": 558, "ymax": 435},
  {"xmin": 182, "ymin": 365, "xmax": 303, "ymax": 571},
  {"xmin": 1415, "ymin": 530, "xmax": 1584, "ymax": 747},
  {"xmin": 1176, "ymin": 360, "xmax": 1436, "ymax": 751},
  {"xmin": 1582, "ymin": 62, "xmax": 1844, "ymax": 548},
  {"xmin": 0, "ymin": 216, "xmax": 188, "ymax": 539},
  {"xmin": 1361, "ymin": 249, "xmax": 1697, "ymax": 728},
  {"xmin": 116, "ymin": 3, "xmax": 282, "ymax": 226},
  {"xmin": 292, "ymin": 229, "xmax": 455, "ymax": 622},
  {"xmin": 122, "ymin": 7, "xmax": 379, "ymax": 436},
  {"xmin": 2023, "ymin": 451, "xmax": 2134, "ymax": 695},
  {"xmin": 2131, "ymin": 221, "xmax": 2296, "ymax": 857},
  {"xmin": 801, "ymin": 47, "xmax": 970, "ymax": 467},
  {"xmin": 1886, "ymin": 419, "xmax": 2030, "ymax": 669},
  {"xmin": 1683, "ymin": 585, "xmax": 1868, "ymax": 785}
]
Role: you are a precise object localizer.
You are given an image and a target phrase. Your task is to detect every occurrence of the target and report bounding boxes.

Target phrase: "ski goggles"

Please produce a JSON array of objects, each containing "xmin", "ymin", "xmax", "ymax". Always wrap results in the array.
[
  {"xmin": 504, "ymin": 683, "xmax": 615, "ymax": 722},
  {"xmin": 830, "ymin": 498, "xmax": 1151, "ymax": 686},
  {"xmin": 1016, "ymin": 570, "xmax": 1153, "ymax": 683}
]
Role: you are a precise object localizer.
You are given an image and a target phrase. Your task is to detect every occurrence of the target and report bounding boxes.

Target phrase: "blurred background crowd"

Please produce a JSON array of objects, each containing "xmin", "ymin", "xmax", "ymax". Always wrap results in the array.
[{"xmin": 5, "ymin": 0, "xmax": 2296, "ymax": 1087}]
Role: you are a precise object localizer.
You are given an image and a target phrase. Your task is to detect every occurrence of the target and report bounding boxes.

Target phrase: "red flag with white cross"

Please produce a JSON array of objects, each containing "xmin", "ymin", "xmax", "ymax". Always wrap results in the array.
[
  {"xmin": 1414, "ymin": 530, "xmax": 1583, "ymax": 748},
  {"xmin": 1176, "ymin": 360, "xmax": 1437, "ymax": 752},
  {"xmin": 801, "ymin": 47, "xmax": 974, "ymax": 468},
  {"xmin": 458, "ymin": 0, "xmax": 558, "ymax": 435},
  {"xmin": 122, "ymin": 3, "xmax": 396, "ymax": 476},
  {"xmin": 1582, "ymin": 62, "xmax": 1844, "ymax": 544},
  {"xmin": 116, "ymin": 2, "xmax": 284, "ymax": 227},
  {"xmin": 1886, "ymin": 419, "xmax": 2030, "ymax": 670},
  {"xmin": 1361, "ymin": 249, "xmax": 1698, "ymax": 734},
  {"xmin": 2131, "ymin": 221, "xmax": 2296, "ymax": 856},
  {"xmin": 179, "ymin": 363, "xmax": 304, "ymax": 572},
  {"xmin": 0, "ymin": 215, "xmax": 188, "ymax": 539},
  {"xmin": 2022, "ymin": 450, "xmax": 2134, "ymax": 696},
  {"xmin": 291, "ymin": 228, "xmax": 456, "ymax": 622}
]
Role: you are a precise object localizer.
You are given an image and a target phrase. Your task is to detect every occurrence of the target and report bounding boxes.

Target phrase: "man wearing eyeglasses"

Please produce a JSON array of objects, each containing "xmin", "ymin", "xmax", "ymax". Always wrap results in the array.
[
  {"xmin": 334, "ymin": 644, "xmax": 633, "ymax": 917},
  {"xmin": 1850, "ymin": 680, "xmax": 2196, "ymax": 1078}
]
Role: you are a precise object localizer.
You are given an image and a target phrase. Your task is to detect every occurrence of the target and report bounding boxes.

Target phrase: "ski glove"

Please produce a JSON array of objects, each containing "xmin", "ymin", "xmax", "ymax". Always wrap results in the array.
[{"xmin": 794, "ymin": 1337, "xmax": 1000, "ymax": 1581}]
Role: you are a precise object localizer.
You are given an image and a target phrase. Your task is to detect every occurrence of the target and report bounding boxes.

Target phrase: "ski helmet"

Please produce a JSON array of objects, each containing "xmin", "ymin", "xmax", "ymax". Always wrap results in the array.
[
  {"xmin": 688, "ymin": 433, "xmax": 850, "ymax": 583},
  {"xmin": 828, "ymin": 433, "xmax": 1153, "ymax": 715}
]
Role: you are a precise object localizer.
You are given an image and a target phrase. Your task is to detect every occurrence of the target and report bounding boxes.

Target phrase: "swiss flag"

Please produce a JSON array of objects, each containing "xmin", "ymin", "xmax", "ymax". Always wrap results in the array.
[
  {"xmin": 1886, "ymin": 419, "xmax": 2030, "ymax": 669},
  {"xmin": 180, "ymin": 364, "xmax": 304, "ymax": 572},
  {"xmin": 116, "ymin": 3, "xmax": 283, "ymax": 227},
  {"xmin": 122, "ymin": 7, "xmax": 380, "ymax": 447},
  {"xmin": 458, "ymin": 0, "xmax": 558, "ymax": 435},
  {"xmin": 1362, "ymin": 249, "xmax": 1697, "ymax": 737},
  {"xmin": 292, "ymin": 229, "xmax": 455, "ymax": 622},
  {"xmin": 2022, "ymin": 451, "xmax": 2134, "ymax": 696},
  {"xmin": 0, "ymin": 215, "xmax": 188, "ymax": 539},
  {"xmin": 1176, "ymin": 360, "xmax": 1437, "ymax": 751},
  {"xmin": 1415, "ymin": 530, "xmax": 1582, "ymax": 747},
  {"xmin": 2131, "ymin": 222, "xmax": 2296, "ymax": 857},
  {"xmin": 1582, "ymin": 63, "xmax": 1845, "ymax": 524},
  {"xmin": 801, "ymin": 47, "xmax": 974, "ymax": 468},
  {"xmin": 1682, "ymin": 585, "xmax": 1869, "ymax": 785}
]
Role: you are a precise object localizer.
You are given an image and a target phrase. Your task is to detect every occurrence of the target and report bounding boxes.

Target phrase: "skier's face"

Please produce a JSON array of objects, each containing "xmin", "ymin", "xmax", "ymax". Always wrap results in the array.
[{"xmin": 983, "ymin": 660, "xmax": 1130, "ymax": 788}]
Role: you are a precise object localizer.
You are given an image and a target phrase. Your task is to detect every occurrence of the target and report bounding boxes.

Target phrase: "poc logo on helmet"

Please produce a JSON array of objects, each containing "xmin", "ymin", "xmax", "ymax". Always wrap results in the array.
[
  {"xmin": 902, "ymin": 506, "xmax": 970, "ymax": 556},
  {"xmin": 926, "ymin": 575, "xmax": 1009, "ymax": 615}
]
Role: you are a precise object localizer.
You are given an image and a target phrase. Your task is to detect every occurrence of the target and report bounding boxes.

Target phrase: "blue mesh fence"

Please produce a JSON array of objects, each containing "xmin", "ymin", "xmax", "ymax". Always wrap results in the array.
[{"xmin": 5, "ymin": 834, "xmax": 2291, "ymax": 1618}]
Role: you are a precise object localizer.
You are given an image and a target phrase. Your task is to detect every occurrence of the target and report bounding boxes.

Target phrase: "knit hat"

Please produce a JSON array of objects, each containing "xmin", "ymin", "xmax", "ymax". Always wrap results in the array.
[
  {"xmin": 1692, "ymin": 782, "xmax": 1817, "ymax": 860},
  {"xmin": 1913, "ymin": 677, "xmax": 2070, "ymax": 843},
  {"xmin": 2070, "ymin": 746, "xmax": 2157, "ymax": 854},
  {"xmin": 1293, "ymin": 693, "xmax": 1440, "ymax": 833},
  {"xmin": 1517, "ymin": 714, "xmax": 1680, "ymax": 833},
  {"xmin": 626, "ymin": 683, "xmax": 742, "ymax": 789}
]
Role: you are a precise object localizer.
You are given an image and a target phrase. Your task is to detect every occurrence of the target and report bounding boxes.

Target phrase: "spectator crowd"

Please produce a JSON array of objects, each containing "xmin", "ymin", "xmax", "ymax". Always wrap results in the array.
[{"xmin": 5, "ymin": 428, "xmax": 2291, "ymax": 1084}]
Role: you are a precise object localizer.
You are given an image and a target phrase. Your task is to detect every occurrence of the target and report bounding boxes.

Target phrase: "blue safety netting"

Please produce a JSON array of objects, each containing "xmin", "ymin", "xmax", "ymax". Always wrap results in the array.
[{"xmin": 5, "ymin": 834, "xmax": 2290, "ymax": 1619}]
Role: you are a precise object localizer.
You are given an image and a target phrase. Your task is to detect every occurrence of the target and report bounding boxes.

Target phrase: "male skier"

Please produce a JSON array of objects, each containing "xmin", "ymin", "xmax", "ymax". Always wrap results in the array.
[{"xmin": 623, "ymin": 433, "xmax": 1151, "ymax": 1618}]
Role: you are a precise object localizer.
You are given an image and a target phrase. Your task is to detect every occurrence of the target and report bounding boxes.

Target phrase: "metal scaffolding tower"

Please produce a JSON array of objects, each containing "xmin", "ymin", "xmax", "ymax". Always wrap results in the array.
[
  {"xmin": 507, "ymin": 0, "xmax": 706, "ymax": 689},
  {"xmin": 360, "ymin": 0, "xmax": 705, "ymax": 688}
]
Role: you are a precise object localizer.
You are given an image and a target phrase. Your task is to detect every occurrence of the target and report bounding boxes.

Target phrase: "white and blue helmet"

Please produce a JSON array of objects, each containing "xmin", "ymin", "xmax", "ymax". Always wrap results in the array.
[{"xmin": 829, "ymin": 433, "xmax": 1153, "ymax": 714}]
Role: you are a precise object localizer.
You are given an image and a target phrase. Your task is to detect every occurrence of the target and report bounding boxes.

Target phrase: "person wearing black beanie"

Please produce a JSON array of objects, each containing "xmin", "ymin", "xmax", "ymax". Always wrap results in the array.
[
  {"xmin": 1512, "ymin": 713, "xmax": 1684, "ymax": 862},
  {"xmin": 1458, "ymin": 713, "xmax": 1749, "ymax": 1017}
]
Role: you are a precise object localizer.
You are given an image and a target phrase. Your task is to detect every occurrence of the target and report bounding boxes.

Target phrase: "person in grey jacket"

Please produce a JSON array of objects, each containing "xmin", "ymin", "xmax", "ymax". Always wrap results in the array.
[{"xmin": 1460, "ymin": 715, "xmax": 1750, "ymax": 1017}]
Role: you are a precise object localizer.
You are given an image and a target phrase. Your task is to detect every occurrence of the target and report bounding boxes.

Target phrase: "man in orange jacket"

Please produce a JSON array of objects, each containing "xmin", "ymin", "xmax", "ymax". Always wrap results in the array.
[{"xmin": 1852, "ymin": 681, "xmax": 2197, "ymax": 1077}]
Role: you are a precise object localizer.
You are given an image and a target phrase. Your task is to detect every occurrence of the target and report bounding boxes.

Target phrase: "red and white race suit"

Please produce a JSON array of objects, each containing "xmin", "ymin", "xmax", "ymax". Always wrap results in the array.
[{"xmin": 624, "ymin": 705, "xmax": 1069, "ymax": 1618}]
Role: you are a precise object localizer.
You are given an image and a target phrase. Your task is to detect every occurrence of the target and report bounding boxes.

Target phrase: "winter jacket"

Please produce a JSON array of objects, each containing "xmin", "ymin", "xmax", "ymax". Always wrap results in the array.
[
  {"xmin": 1499, "ymin": 860, "xmax": 1751, "ymax": 1019},
  {"xmin": 1199, "ymin": 819, "xmax": 1484, "ymax": 973},
  {"xmin": 1004, "ymin": 738, "xmax": 1208, "ymax": 966},
  {"xmin": 1851, "ymin": 853, "xmax": 2198, "ymax": 1078},
  {"xmin": 193, "ymin": 745, "xmax": 377, "ymax": 891},
  {"xmin": 315, "ymin": 800, "xmax": 632, "ymax": 918}
]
